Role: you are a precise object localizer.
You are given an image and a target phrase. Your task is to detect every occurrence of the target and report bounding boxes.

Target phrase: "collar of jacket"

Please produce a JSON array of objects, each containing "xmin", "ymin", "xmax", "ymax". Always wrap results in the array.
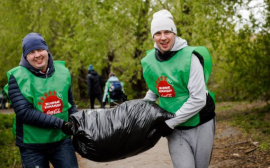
[{"xmin": 155, "ymin": 48, "xmax": 178, "ymax": 62}]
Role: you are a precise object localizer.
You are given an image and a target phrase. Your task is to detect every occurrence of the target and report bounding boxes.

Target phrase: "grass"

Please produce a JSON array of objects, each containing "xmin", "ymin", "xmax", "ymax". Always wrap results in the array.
[
  {"xmin": 76, "ymin": 100, "xmax": 89, "ymax": 108},
  {"xmin": 0, "ymin": 114, "xmax": 21, "ymax": 168},
  {"xmin": 216, "ymin": 101, "xmax": 270, "ymax": 150}
]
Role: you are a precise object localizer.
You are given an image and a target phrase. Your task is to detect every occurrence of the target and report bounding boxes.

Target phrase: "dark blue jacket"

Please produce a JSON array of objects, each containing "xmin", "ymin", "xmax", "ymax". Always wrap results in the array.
[
  {"xmin": 8, "ymin": 53, "xmax": 77, "ymax": 149},
  {"xmin": 87, "ymin": 70, "xmax": 103, "ymax": 95}
]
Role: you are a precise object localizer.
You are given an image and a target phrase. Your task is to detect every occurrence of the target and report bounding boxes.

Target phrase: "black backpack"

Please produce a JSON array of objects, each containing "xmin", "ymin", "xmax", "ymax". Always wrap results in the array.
[{"xmin": 109, "ymin": 81, "xmax": 122, "ymax": 99}]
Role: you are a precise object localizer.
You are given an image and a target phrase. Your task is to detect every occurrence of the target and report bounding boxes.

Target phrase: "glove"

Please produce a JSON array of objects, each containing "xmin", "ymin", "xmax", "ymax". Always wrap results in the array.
[
  {"xmin": 61, "ymin": 121, "xmax": 73, "ymax": 135},
  {"xmin": 157, "ymin": 121, "xmax": 174, "ymax": 137}
]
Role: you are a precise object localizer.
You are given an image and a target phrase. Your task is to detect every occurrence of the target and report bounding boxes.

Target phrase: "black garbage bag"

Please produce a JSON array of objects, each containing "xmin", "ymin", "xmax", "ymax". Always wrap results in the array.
[{"xmin": 69, "ymin": 99, "xmax": 174, "ymax": 162}]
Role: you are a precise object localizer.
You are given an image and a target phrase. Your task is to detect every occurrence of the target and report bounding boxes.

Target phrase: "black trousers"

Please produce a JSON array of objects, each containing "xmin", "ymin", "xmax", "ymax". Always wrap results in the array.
[{"xmin": 90, "ymin": 94, "xmax": 104, "ymax": 109}]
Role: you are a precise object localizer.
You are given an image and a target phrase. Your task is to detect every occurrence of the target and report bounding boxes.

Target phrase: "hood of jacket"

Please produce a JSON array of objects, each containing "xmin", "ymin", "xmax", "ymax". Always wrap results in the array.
[
  {"xmin": 107, "ymin": 76, "xmax": 119, "ymax": 82},
  {"xmin": 88, "ymin": 70, "xmax": 98, "ymax": 76},
  {"xmin": 154, "ymin": 36, "xmax": 188, "ymax": 62}
]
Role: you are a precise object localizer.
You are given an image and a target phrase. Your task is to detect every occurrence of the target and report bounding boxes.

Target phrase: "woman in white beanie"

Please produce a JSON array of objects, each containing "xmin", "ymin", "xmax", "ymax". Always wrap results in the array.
[{"xmin": 141, "ymin": 9, "xmax": 216, "ymax": 168}]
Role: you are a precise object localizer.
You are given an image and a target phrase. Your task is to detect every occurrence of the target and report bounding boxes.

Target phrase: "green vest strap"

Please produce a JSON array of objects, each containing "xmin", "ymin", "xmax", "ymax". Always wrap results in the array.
[{"xmin": 193, "ymin": 47, "xmax": 212, "ymax": 84}]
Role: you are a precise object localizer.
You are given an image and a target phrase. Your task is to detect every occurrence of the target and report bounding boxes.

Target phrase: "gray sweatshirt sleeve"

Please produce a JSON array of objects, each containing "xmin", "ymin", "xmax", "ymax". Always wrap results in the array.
[
  {"xmin": 165, "ymin": 54, "xmax": 207, "ymax": 129},
  {"xmin": 143, "ymin": 89, "xmax": 158, "ymax": 102}
]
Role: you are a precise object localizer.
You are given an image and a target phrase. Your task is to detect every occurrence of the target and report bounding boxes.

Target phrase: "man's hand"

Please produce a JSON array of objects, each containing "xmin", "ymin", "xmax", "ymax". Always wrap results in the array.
[
  {"xmin": 61, "ymin": 121, "xmax": 73, "ymax": 135},
  {"xmin": 157, "ymin": 121, "xmax": 174, "ymax": 137}
]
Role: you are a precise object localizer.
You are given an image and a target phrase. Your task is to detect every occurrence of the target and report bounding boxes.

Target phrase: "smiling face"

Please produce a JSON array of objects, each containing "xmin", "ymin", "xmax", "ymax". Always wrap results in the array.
[
  {"xmin": 153, "ymin": 30, "xmax": 176, "ymax": 53},
  {"xmin": 26, "ymin": 49, "xmax": 49, "ymax": 72}
]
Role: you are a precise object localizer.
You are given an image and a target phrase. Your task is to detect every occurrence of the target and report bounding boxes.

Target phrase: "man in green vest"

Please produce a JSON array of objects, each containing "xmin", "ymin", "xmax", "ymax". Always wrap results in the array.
[
  {"xmin": 141, "ymin": 10, "xmax": 216, "ymax": 168},
  {"xmin": 5, "ymin": 33, "xmax": 78, "ymax": 167}
]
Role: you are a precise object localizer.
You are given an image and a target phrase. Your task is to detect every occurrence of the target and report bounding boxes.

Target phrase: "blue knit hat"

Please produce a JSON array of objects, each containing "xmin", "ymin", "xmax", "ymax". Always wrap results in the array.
[
  {"xmin": 22, "ymin": 33, "xmax": 48, "ymax": 58},
  {"xmin": 88, "ymin": 64, "xmax": 94, "ymax": 70}
]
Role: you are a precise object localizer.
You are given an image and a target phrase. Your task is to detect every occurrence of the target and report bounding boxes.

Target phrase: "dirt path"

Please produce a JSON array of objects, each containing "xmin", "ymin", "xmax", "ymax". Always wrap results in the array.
[
  {"xmin": 77, "ymin": 120, "xmax": 270, "ymax": 168},
  {"xmin": 78, "ymin": 138, "xmax": 172, "ymax": 168},
  {"xmin": 2, "ymin": 105, "xmax": 269, "ymax": 168}
]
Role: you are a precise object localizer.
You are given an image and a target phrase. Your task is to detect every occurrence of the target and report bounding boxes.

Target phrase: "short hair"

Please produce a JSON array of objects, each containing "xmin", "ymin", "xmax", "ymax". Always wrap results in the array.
[{"xmin": 109, "ymin": 73, "xmax": 115, "ymax": 77}]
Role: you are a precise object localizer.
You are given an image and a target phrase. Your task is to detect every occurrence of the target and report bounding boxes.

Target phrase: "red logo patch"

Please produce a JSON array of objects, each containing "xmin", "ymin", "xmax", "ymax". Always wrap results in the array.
[
  {"xmin": 155, "ymin": 76, "xmax": 175, "ymax": 97},
  {"xmin": 38, "ymin": 91, "xmax": 63, "ymax": 115}
]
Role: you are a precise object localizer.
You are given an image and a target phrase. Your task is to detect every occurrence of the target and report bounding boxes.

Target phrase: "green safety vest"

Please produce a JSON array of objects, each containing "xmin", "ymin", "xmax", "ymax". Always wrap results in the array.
[
  {"xmin": 141, "ymin": 46, "xmax": 214, "ymax": 127},
  {"xmin": 5, "ymin": 61, "xmax": 72, "ymax": 144}
]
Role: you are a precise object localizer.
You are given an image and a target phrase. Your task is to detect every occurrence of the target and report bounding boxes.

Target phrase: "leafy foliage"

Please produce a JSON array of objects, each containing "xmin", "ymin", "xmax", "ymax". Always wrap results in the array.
[{"xmin": 0, "ymin": 0, "xmax": 269, "ymax": 103}]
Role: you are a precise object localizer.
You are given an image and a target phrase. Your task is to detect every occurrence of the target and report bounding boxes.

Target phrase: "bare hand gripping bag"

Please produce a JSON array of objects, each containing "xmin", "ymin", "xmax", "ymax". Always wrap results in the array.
[{"xmin": 69, "ymin": 99, "xmax": 174, "ymax": 162}]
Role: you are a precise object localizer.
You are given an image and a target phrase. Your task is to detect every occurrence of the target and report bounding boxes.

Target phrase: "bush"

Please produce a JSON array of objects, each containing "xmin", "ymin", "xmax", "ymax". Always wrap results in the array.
[
  {"xmin": 0, "ymin": 114, "xmax": 21, "ymax": 168},
  {"xmin": 0, "ymin": 114, "xmax": 14, "ymax": 129}
]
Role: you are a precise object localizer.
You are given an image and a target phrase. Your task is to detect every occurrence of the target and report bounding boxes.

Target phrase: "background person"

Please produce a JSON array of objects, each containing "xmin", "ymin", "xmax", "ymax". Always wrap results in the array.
[
  {"xmin": 102, "ymin": 73, "xmax": 127, "ymax": 107},
  {"xmin": 4, "ymin": 33, "xmax": 78, "ymax": 168},
  {"xmin": 87, "ymin": 64, "xmax": 104, "ymax": 109},
  {"xmin": 141, "ymin": 9, "xmax": 216, "ymax": 168},
  {"xmin": 0, "ymin": 87, "xmax": 7, "ymax": 109}
]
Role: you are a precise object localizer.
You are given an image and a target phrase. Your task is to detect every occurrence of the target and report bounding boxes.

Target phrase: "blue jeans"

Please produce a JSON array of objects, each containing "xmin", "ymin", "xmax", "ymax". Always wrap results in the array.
[{"xmin": 20, "ymin": 138, "xmax": 78, "ymax": 168}]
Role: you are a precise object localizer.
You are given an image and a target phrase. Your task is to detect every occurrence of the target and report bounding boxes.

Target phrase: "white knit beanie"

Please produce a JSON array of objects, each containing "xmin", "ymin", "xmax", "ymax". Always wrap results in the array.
[{"xmin": 151, "ymin": 9, "xmax": 177, "ymax": 37}]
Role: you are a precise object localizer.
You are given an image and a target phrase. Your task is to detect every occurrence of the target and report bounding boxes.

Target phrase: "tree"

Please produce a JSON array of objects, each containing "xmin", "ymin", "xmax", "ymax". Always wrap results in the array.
[{"xmin": 0, "ymin": 0, "xmax": 268, "ymax": 104}]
